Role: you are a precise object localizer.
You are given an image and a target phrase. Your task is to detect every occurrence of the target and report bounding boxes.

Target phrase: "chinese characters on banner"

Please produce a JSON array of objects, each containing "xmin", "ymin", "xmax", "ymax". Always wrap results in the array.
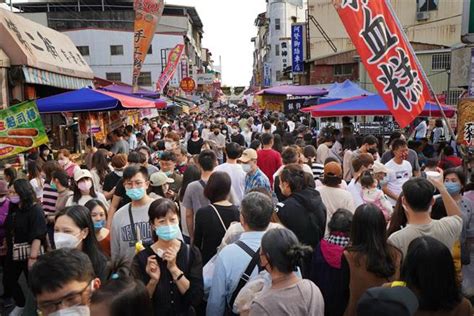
[
  {"xmin": 457, "ymin": 98, "xmax": 474, "ymax": 146},
  {"xmin": 291, "ymin": 24, "xmax": 305, "ymax": 73},
  {"xmin": 281, "ymin": 41, "xmax": 289, "ymax": 70},
  {"xmin": 0, "ymin": 101, "xmax": 48, "ymax": 159},
  {"xmin": 132, "ymin": 0, "xmax": 164, "ymax": 92},
  {"xmin": 335, "ymin": 0, "xmax": 431, "ymax": 128},
  {"xmin": 180, "ymin": 77, "xmax": 196, "ymax": 93},
  {"xmin": 263, "ymin": 62, "xmax": 272, "ymax": 87},
  {"xmin": 180, "ymin": 58, "xmax": 189, "ymax": 80},
  {"xmin": 156, "ymin": 44, "xmax": 185, "ymax": 92}
]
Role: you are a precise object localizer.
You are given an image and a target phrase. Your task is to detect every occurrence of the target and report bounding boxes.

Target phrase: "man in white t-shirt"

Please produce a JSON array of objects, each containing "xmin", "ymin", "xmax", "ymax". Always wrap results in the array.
[
  {"xmin": 215, "ymin": 142, "xmax": 246, "ymax": 206},
  {"xmin": 388, "ymin": 176, "xmax": 463, "ymax": 257},
  {"xmin": 383, "ymin": 139, "xmax": 413, "ymax": 205}
]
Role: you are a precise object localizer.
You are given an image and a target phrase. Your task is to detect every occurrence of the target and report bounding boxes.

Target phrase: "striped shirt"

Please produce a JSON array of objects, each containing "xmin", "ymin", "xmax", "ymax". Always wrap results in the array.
[
  {"xmin": 42, "ymin": 183, "xmax": 58, "ymax": 215},
  {"xmin": 311, "ymin": 162, "xmax": 324, "ymax": 180}
]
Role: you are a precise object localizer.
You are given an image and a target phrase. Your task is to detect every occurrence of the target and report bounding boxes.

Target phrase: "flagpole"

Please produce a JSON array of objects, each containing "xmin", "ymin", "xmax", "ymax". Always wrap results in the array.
[{"xmin": 385, "ymin": 0, "xmax": 456, "ymax": 141}]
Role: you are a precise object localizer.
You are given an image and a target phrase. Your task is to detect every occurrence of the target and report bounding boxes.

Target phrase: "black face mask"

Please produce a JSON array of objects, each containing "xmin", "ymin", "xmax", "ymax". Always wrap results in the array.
[{"xmin": 214, "ymin": 131, "xmax": 220, "ymax": 135}]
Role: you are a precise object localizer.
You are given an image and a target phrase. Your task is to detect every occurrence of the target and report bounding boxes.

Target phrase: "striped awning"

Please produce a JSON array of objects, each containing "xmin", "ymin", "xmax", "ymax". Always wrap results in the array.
[{"xmin": 22, "ymin": 67, "xmax": 93, "ymax": 90}]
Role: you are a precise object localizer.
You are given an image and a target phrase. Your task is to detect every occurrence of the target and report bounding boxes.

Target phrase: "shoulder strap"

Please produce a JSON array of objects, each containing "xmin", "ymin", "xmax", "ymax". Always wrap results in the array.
[
  {"xmin": 229, "ymin": 241, "xmax": 260, "ymax": 310},
  {"xmin": 128, "ymin": 203, "xmax": 138, "ymax": 242},
  {"xmin": 199, "ymin": 180, "xmax": 206, "ymax": 189},
  {"xmin": 209, "ymin": 204, "xmax": 227, "ymax": 232}
]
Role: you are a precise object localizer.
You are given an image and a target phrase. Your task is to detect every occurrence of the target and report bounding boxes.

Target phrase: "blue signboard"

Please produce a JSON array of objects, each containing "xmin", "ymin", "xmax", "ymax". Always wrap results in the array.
[
  {"xmin": 291, "ymin": 24, "xmax": 304, "ymax": 73},
  {"xmin": 263, "ymin": 62, "xmax": 272, "ymax": 87}
]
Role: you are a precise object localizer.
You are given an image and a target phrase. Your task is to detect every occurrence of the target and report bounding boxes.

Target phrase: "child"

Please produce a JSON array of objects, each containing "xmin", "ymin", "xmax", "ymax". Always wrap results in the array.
[{"xmin": 360, "ymin": 171, "xmax": 393, "ymax": 222}]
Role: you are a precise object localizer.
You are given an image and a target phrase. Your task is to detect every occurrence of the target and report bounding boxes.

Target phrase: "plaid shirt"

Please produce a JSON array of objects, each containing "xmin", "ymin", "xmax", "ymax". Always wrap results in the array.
[{"xmin": 245, "ymin": 168, "xmax": 271, "ymax": 193}]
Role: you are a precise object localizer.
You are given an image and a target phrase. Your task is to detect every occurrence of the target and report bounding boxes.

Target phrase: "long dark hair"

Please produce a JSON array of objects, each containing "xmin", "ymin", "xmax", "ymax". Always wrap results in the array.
[
  {"xmin": 401, "ymin": 236, "xmax": 461, "ymax": 311},
  {"xmin": 4, "ymin": 167, "xmax": 17, "ymax": 187},
  {"xmin": 386, "ymin": 193, "xmax": 407, "ymax": 237},
  {"xmin": 55, "ymin": 206, "xmax": 108, "ymax": 276},
  {"xmin": 148, "ymin": 199, "xmax": 179, "ymax": 242},
  {"xmin": 149, "ymin": 185, "xmax": 166, "ymax": 198},
  {"xmin": 348, "ymin": 204, "xmax": 399, "ymax": 278},
  {"xmin": 92, "ymin": 149, "xmax": 110, "ymax": 185},
  {"xmin": 72, "ymin": 177, "xmax": 98, "ymax": 204},
  {"xmin": 179, "ymin": 165, "xmax": 201, "ymax": 202},
  {"xmin": 13, "ymin": 179, "xmax": 37, "ymax": 209}
]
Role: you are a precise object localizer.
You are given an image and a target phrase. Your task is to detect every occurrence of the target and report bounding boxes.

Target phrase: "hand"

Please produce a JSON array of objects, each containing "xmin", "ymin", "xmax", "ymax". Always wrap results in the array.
[
  {"xmin": 28, "ymin": 257, "xmax": 37, "ymax": 270},
  {"xmin": 427, "ymin": 168, "xmax": 445, "ymax": 191},
  {"xmin": 145, "ymin": 255, "xmax": 161, "ymax": 281},
  {"xmin": 163, "ymin": 245, "xmax": 180, "ymax": 270},
  {"xmin": 165, "ymin": 190, "xmax": 176, "ymax": 199}
]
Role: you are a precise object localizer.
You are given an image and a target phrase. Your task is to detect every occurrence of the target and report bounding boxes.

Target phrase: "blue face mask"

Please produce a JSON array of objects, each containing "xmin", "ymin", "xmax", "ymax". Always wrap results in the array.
[
  {"xmin": 126, "ymin": 188, "xmax": 146, "ymax": 201},
  {"xmin": 164, "ymin": 170, "xmax": 173, "ymax": 177},
  {"xmin": 94, "ymin": 220, "xmax": 106, "ymax": 231},
  {"xmin": 50, "ymin": 181, "xmax": 57, "ymax": 191},
  {"xmin": 155, "ymin": 224, "xmax": 180, "ymax": 241},
  {"xmin": 445, "ymin": 182, "xmax": 461, "ymax": 195}
]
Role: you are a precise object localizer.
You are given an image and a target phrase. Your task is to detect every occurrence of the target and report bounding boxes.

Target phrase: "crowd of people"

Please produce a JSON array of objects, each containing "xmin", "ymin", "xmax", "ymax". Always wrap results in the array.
[{"xmin": 0, "ymin": 107, "xmax": 473, "ymax": 316}]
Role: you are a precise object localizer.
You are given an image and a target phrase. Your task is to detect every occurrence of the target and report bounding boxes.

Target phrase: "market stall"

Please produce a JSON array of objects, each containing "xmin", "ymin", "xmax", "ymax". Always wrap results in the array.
[{"xmin": 255, "ymin": 85, "xmax": 328, "ymax": 112}]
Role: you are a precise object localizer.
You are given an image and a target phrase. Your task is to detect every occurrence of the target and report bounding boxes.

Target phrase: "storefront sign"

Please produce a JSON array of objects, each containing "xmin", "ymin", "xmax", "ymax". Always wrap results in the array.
[
  {"xmin": 180, "ymin": 58, "xmax": 189, "ymax": 80},
  {"xmin": 458, "ymin": 98, "xmax": 474, "ymax": 147},
  {"xmin": 132, "ymin": 0, "xmax": 165, "ymax": 92},
  {"xmin": 0, "ymin": 8, "xmax": 93, "ymax": 79},
  {"xmin": 156, "ymin": 44, "xmax": 185, "ymax": 92},
  {"xmin": 180, "ymin": 77, "xmax": 196, "ymax": 93},
  {"xmin": 263, "ymin": 62, "xmax": 272, "ymax": 87},
  {"xmin": 291, "ymin": 24, "xmax": 305, "ymax": 74},
  {"xmin": 283, "ymin": 98, "xmax": 306, "ymax": 114},
  {"xmin": 335, "ymin": 0, "xmax": 430, "ymax": 128},
  {"xmin": 0, "ymin": 101, "xmax": 48, "ymax": 159},
  {"xmin": 196, "ymin": 73, "xmax": 215, "ymax": 85}
]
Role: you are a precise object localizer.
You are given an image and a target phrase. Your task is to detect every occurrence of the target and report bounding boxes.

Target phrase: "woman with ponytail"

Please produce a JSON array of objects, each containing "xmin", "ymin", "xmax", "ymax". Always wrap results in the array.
[{"xmin": 249, "ymin": 228, "xmax": 324, "ymax": 316}]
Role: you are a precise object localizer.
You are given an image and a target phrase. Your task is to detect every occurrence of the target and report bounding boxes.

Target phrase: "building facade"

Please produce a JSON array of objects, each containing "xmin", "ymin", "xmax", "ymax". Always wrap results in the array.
[{"xmin": 12, "ymin": 1, "xmax": 209, "ymax": 91}]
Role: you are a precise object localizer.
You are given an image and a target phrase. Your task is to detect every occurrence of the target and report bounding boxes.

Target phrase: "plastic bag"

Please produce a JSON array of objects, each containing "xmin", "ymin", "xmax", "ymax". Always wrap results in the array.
[{"xmin": 233, "ymin": 271, "xmax": 272, "ymax": 314}]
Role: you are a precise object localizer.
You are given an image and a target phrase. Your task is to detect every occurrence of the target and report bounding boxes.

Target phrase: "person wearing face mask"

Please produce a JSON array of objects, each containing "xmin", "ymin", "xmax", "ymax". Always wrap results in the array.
[
  {"xmin": 85, "ymin": 199, "xmax": 111, "ymax": 258},
  {"xmin": 373, "ymin": 161, "xmax": 391, "ymax": 190},
  {"xmin": 54, "ymin": 206, "xmax": 108, "ymax": 280},
  {"xmin": 4, "ymin": 179, "xmax": 46, "ymax": 316},
  {"xmin": 174, "ymin": 146, "xmax": 190, "ymax": 175},
  {"xmin": 187, "ymin": 129, "xmax": 204, "ymax": 155},
  {"xmin": 347, "ymin": 154, "xmax": 375, "ymax": 208},
  {"xmin": 132, "ymin": 198, "xmax": 203, "ymax": 316},
  {"xmin": 58, "ymin": 149, "xmax": 80, "ymax": 179},
  {"xmin": 208, "ymin": 125, "xmax": 226, "ymax": 165},
  {"xmin": 383, "ymin": 139, "xmax": 413, "ymax": 206},
  {"xmin": 38, "ymin": 144, "xmax": 53, "ymax": 166},
  {"xmin": 276, "ymin": 164, "xmax": 327, "ymax": 278},
  {"xmin": 431, "ymin": 168, "xmax": 473, "ymax": 279},
  {"xmin": 30, "ymin": 248, "xmax": 101, "ymax": 316},
  {"xmin": 137, "ymin": 146, "xmax": 160, "ymax": 176},
  {"xmin": 159, "ymin": 151, "xmax": 183, "ymax": 196},
  {"xmin": 316, "ymin": 130, "xmax": 335, "ymax": 165},
  {"xmin": 102, "ymin": 153, "xmax": 127, "ymax": 200},
  {"xmin": 111, "ymin": 165, "xmax": 154, "ymax": 262},
  {"xmin": 52, "ymin": 170, "xmax": 73, "ymax": 213},
  {"xmin": 248, "ymin": 228, "xmax": 324, "ymax": 316},
  {"xmin": 201, "ymin": 121, "xmax": 212, "ymax": 141},
  {"xmin": 163, "ymin": 131, "xmax": 180, "ymax": 152},
  {"xmin": 230, "ymin": 125, "xmax": 245, "ymax": 147},
  {"xmin": 239, "ymin": 149, "xmax": 271, "ymax": 194},
  {"xmin": 381, "ymin": 132, "xmax": 421, "ymax": 177},
  {"xmin": 0, "ymin": 180, "xmax": 10, "ymax": 306},
  {"xmin": 66, "ymin": 169, "xmax": 109, "ymax": 208},
  {"xmin": 149, "ymin": 172, "xmax": 175, "ymax": 200}
]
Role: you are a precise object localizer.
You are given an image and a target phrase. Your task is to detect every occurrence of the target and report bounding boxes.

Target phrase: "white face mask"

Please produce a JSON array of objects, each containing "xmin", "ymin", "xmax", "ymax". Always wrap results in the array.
[
  {"xmin": 242, "ymin": 163, "xmax": 252, "ymax": 173},
  {"xmin": 49, "ymin": 305, "xmax": 90, "ymax": 316},
  {"xmin": 54, "ymin": 232, "xmax": 81, "ymax": 249},
  {"xmin": 0, "ymin": 197, "xmax": 6, "ymax": 203},
  {"xmin": 165, "ymin": 142, "xmax": 174, "ymax": 151}
]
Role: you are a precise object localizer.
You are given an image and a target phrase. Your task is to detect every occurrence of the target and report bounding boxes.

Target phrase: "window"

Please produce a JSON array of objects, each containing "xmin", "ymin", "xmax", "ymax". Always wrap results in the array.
[
  {"xmin": 147, "ymin": 45, "xmax": 153, "ymax": 55},
  {"xmin": 106, "ymin": 72, "xmax": 122, "ymax": 82},
  {"xmin": 138, "ymin": 72, "xmax": 152, "ymax": 86},
  {"xmin": 417, "ymin": 0, "xmax": 438, "ymax": 12},
  {"xmin": 446, "ymin": 89, "xmax": 464, "ymax": 105},
  {"xmin": 275, "ymin": 44, "xmax": 280, "ymax": 56},
  {"xmin": 77, "ymin": 46, "xmax": 89, "ymax": 56},
  {"xmin": 431, "ymin": 53, "xmax": 451, "ymax": 70},
  {"xmin": 275, "ymin": 18, "xmax": 280, "ymax": 30},
  {"xmin": 334, "ymin": 64, "xmax": 353, "ymax": 76},
  {"xmin": 110, "ymin": 45, "xmax": 124, "ymax": 56}
]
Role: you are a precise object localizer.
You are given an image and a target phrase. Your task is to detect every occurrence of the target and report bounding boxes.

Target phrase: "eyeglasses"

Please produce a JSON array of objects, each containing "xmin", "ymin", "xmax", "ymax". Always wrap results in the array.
[{"xmin": 37, "ymin": 281, "xmax": 91, "ymax": 314}]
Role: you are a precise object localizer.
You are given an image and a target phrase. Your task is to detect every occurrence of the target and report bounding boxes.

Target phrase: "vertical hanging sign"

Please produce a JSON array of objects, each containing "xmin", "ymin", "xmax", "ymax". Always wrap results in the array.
[
  {"xmin": 155, "ymin": 44, "xmax": 185, "ymax": 92},
  {"xmin": 334, "ymin": 0, "xmax": 431, "ymax": 128},
  {"xmin": 291, "ymin": 23, "xmax": 305, "ymax": 74},
  {"xmin": 132, "ymin": 0, "xmax": 164, "ymax": 92}
]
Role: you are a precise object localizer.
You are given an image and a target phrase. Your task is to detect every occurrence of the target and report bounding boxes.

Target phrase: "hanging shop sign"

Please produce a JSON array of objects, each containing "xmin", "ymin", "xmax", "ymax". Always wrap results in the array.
[
  {"xmin": 180, "ymin": 77, "xmax": 196, "ymax": 93},
  {"xmin": 132, "ymin": 0, "xmax": 165, "ymax": 92},
  {"xmin": 291, "ymin": 23, "xmax": 305, "ymax": 74},
  {"xmin": 156, "ymin": 44, "xmax": 185, "ymax": 92}
]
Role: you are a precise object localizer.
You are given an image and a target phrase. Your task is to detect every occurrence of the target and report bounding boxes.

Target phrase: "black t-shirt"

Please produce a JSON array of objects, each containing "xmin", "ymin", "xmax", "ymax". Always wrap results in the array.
[
  {"xmin": 6, "ymin": 203, "xmax": 47, "ymax": 247},
  {"xmin": 114, "ymin": 179, "xmax": 131, "ymax": 209},
  {"xmin": 103, "ymin": 171, "xmax": 122, "ymax": 192},
  {"xmin": 230, "ymin": 134, "xmax": 246, "ymax": 147},
  {"xmin": 187, "ymin": 138, "xmax": 204, "ymax": 155},
  {"xmin": 194, "ymin": 204, "xmax": 240, "ymax": 264}
]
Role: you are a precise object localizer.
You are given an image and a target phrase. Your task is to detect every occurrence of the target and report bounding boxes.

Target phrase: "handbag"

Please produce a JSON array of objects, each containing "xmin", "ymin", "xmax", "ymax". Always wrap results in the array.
[{"xmin": 11, "ymin": 210, "xmax": 44, "ymax": 262}]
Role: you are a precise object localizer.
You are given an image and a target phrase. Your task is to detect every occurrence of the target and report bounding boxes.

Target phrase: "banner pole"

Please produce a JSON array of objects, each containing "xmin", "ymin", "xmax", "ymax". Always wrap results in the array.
[{"xmin": 385, "ymin": 0, "xmax": 455, "ymax": 141}]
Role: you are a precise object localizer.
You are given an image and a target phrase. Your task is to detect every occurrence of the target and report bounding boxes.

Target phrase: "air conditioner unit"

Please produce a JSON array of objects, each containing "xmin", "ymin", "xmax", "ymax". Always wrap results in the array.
[{"xmin": 417, "ymin": 11, "xmax": 429, "ymax": 21}]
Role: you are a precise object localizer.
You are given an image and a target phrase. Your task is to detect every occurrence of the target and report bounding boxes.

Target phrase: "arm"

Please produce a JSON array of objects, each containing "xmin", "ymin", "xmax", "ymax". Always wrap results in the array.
[
  {"xmin": 429, "ymin": 173, "xmax": 462, "ymax": 217},
  {"xmin": 186, "ymin": 208, "xmax": 195, "ymax": 243},
  {"xmin": 107, "ymin": 195, "xmax": 122, "ymax": 229},
  {"xmin": 382, "ymin": 184, "xmax": 399, "ymax": 201},
  {"xmin": 110, "ymin": 216, "xmax": 120, "ymax": 262},
  {"xmin": 193, "ymin": 210, "xmax": 203, "ymax": 250},
  {"xmin": 206, "ymin": 255, "xmax": 228, "ymax": 316}
]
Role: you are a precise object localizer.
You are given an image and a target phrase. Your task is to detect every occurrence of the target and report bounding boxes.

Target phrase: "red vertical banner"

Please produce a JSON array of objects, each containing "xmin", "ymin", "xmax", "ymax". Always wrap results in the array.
[
  {"xmin": 335, "ymin": 0, "xmax": 431, "ymax": 128},
  {"xmin": 155, "ymin": 44, "xmax": 185, "ymax": 92},
  {"xmin": 132, "ymin": 0, "xmax": 164, "ymax": 92}
]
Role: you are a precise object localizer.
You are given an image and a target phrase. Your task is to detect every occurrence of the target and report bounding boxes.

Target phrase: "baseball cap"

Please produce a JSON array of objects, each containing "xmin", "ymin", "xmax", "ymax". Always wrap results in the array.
[
  {"xmin": 373, "ymin": 161, "xmax": 391, "ymax": 174},
  {"xmin": 74, "ymin": 169, "xmax": 93, "ymax": 182},
  {"xmin": 150, "ymin": 172, "xmax": 175, "ymax": 187},
  {"xmin": 357, "ymin": 286, "xmax": 419, "ymax": 316},
  {"xmin": 239, "ymin": 149, "xmax": 258, "ymax": 163},
  {"xmin": 324, "ymin": 162, "xmax": 342, "ymax": 177}
]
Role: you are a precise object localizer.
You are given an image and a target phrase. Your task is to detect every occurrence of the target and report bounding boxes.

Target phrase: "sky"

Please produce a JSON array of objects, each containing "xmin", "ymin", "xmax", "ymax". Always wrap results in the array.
[{"xmin": 167, "ymin": 0, "xmax": 267, "ymax": 87}]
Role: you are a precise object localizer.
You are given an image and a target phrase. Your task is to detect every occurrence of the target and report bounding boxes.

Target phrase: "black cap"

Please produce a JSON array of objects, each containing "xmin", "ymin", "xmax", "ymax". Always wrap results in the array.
[{"xmin": 357, "ymin": 286, "xmax": 419, "ymax": 316}]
